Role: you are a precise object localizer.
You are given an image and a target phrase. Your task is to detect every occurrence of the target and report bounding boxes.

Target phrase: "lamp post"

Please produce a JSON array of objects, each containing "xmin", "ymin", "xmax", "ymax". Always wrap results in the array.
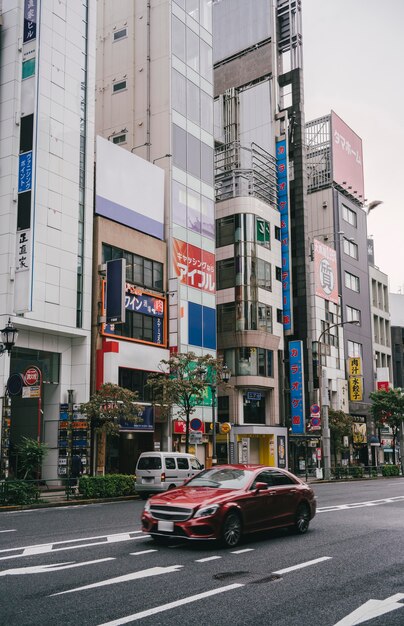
[
  {"xmin": 0, "ymin": 318, "xmax": 19, "ymax": 356},
  {"xmin": 317, "ymin": 320, "xmax": 359, "ymax": 480},
  {"xmin": 199, "ymin": 364, "xmax": 231, "ymax": 466},
  {"xmin": 0, "ymin": 318, "xmax": 18, "ymax": 480}
]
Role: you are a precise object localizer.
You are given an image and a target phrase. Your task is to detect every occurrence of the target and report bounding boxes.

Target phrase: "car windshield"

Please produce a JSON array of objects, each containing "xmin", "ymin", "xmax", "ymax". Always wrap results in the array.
[{"xmin": 185, "ymin": 468, "xmax": 254, "ymax": 489}]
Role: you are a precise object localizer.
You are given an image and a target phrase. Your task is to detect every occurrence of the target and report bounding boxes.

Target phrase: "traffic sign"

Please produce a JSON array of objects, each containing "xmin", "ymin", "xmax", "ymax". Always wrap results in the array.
[
  {"xmin": 310, "ymin": 416, "xmax": 321, "ymax": 430},
  {"xmin": 190, "ymin": 418, "xmax": 203, "ymax": 432},
  {"xmin": 24, "ymin": 367, "xmax": 40, "ymax": 386},
  {"xmin": 219, "ymin": 422, "xmax": 231, "ymax": 434},
  {"xmin": 310, "ymin": 403, "xmax": 320, "ymax": 416},
  {"xmin": 189, "ymin": 432, "xmax": 202, "ymax": 444}
]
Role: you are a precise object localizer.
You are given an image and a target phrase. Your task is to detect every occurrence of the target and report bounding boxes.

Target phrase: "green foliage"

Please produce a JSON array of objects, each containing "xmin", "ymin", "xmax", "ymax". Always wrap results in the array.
[
  {"xmin": 350, "ymin": 466, "xmax": 364, "ymax": 478},
  {"xmin": 382, "ymin": 465, "xmax": 400, "ymax": 477},
  {"xmin": 0, "ymin": 480, "xmax": 40, "ymax": 505},
  {"xmin": 333, "ymin": 466, "xmax": 349, "ymax": 479},
  {"xmin": 370, "ymin": 388, "xmax": 404, "ymax": 460},
  {"xmin": 80, "ymin": 383, "xmax": 142, "ymax": 436},
  {"xmin": 78, "ymin": 474, "xmax": 136, "ymax": 499},
  {"xmin": 146, "ymin": 352, "xmax": 228, "ymax": 452},
  {"xmin": 16, "ymin": 437, "xmax": 48, "ymax": 479}
]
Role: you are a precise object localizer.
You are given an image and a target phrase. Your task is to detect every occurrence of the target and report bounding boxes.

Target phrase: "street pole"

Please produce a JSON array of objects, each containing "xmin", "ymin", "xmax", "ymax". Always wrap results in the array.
[{"xmin": 211, "ymin": 385, "xmax": 217, "ymax": 465}]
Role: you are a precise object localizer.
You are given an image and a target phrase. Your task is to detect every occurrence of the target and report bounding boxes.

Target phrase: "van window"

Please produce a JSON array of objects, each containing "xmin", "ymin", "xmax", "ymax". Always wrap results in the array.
[
  {"xmin": 165, "ymin": 458, "xmax": 176, "ymax": 469},
  {"xmin": 190, "ymin": 458, "xmax": 201, "ymax": 470},
  {"xmin": 177, "ymin": 457, "xmax": 189, "ymax": 469},
  {"xmin": 137, "ymin": 457, "xmax": 162, "ymax": 470}
]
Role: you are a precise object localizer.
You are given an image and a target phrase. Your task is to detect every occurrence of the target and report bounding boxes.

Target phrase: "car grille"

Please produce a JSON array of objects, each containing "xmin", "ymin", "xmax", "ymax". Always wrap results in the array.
[{"xmin": 150, "ymin": 505, "xmax": 193, "ymax": 521}]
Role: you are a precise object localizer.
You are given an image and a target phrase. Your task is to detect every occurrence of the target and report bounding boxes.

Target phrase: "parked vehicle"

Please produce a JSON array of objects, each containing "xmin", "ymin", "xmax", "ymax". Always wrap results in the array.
[
  {"xmin": 135, "ymin": 452, "xmax": 204, "ymax": 498},
  {"xmin": 141, "ymin": 464, "xmax": 317, "ymax": 547}
]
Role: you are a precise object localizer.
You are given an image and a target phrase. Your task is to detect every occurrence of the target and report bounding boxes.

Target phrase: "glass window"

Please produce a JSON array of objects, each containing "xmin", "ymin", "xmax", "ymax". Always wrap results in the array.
[
  {"xmin": 201, "ymin": 142, "xmax": 213, "ymax": 185},
  {"xmin": 137, "ymin": 457, "xmax": 161, "ymax": 470},
  {"xmin": 217, "ymin": 303, "xmax": 235, "ymax": 332},
  {"xmin": 187, "ymin": 187, "xmax": 201, "ymax": 233},
  {"xmin": 217, "ymin": 258, "xmax": 235, "ymax": 289},
  {"xmin": 345, "ymin": 271, "xmax": 360, "ymax": 292},
  {"xmin": 243, "ymin": 392, "xmax": 265, "ymax": 424},
  {"xmin": 342, "ymin": 204, "xmax": 357, "ymax": 227},
  {"xmin": 200, "ymin": 0, "xmax": 212, "ymax": 31},
  {"xmin": 252, "ymin": 470, "xmax": 273, "ymax": 488},
  {"xmin": 173, "ymin": 0, "xmax": 185, "ymax": 8},
  {"xmin": 276, "ymin": 309, "xmax": 283, "ymax": 324},
  {"xmin": 113, "ymin": 28, "xmax": 127, "ymax": 41},
  {"xmin": 258, "ymin": 348, "xmax": 266, "ymax": 376},
  {"xmin": 172, "ymin": 16, "xmax": 185, "ymax": 61},
  {"xmin": 153, "ymin": 263, "xmax": 163, "ymax": 291},
  {"xmin": 172, "ymin": 180, "xmax": 187, "ymax": 228},
  {"xmin": 270, "ymin": 471, "xmax": 294, "ymax": 486},
  {"xmin": 112, "ymin": 80, "xmax": 127, "ymax": 93},
  {"xmin": 133, "ymin": 254, "xmax": 143, "ymax": 284},
  {"xmin": 124, "ymin": 251, "xmax": 133, "ymax": 282},
  {"xmin": 216, "ymin": 216, "xmax": 235, "ymax": 247},
  {"xmin": 256, "ymin": 218, "xmax": 270, "ymax": 248},
  {"xmin": 347, "ymin": 340, "xmax": 362, "ymax": 358},
  {"xmin": 177, "ymin": 457, "xmax": 189, "ymax": 469},
  {"xmin": 173, "ymin": 124, "xmax": 187, "ymax": 171},
  {"xmin": 144, "ymin": 259, "xmax": 153, "ymax": 287},
  {"xmin": 186, "ymin": 0, "xmax": 199, "ymax": 21},
  {"xmin": 276, "ymin": 267, "xmax": 282, "ymax": 281},
  {"xmin": 112, "ymin": 133, "xmax": 126, "ymax": 144},
  {"xmin": 165, "ymin": 458, "xmax": 176, "ymax": 469},
  {"xmin": 267, "ymin": 350, "xmax": 273, "ymax": 377},
  {"xmin": 190, "ymin": 457, "xmax": 202, "ymax": 470},
  {"xmin": 256, "ymin": 259, "xmax": 272, "ymax": 291},
  {"xmin": 187, "ymin": 133, "xmax": 200, "ymax": 178},
  {"xmin": 343, "ymin": 237, "xmax": 358, "ymax": 259},
  {"xmin": 200, "ymin": 39, "xmax": 212, "ymax": 82},
  {"xmin": 258, "ymin": 303, "xmax": 272, "ymax": 333},
  {"xmin": 346, "ymin": 305, "xmax": 361, "ymax": 324},
  {"xmin": 201, "ymin": 90, "xmax": 213, "ymax": 133},
  {"xmin": 274, "ymin": 225, "xmax": 281, "ymax": 241},
  {"xmin": 186, "ymin": 27, "xmax": 199, "ymax": 72},
  {"xmin": 172, "ymin": 70, "xmax": 186, "ymax": 116},
  {"xmin": 201, "ymin": 195, "xmax": 214, "ymax": 239},
  {"xmin": 187, "ymin": 79, "xmax": 200, "ymax": 124}
]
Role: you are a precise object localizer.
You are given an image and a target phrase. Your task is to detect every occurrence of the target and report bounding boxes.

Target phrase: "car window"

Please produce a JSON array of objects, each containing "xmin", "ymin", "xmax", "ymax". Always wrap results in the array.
[
  {"xmin": 251, "ymin": 470, "xmax": 273, "ymax": 489},
  {"xmin": 177, "ymin": 457, "xmax": 189, "ymax": 469},
  {"xmin": 190, "ymin": 458, "xmax": 201, "ymax": 470},
  {"xmin": 165, "ymin": 457, "xmax": 176, "ymax": 470},
  {"xmin": 137, "ymin": 457, "xmax": 162, "ymax": 470},
  {"xmin": 270, "ymin": 471, "xmax": 295, "ymax": 486},
  {"xmin": 186, "ymin": 468, "xmax": 254, "ymax": 489}
]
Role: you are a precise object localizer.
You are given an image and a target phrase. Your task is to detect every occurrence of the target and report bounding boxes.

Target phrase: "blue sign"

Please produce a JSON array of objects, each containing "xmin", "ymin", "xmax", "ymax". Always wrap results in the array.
[
  {"xmin": 23, "ymin": 0, "xmax": 37, "ymax": 43},
  {"xmin": 125, "ymin": 293, "xmax": 164, "ymax": 317},
  {"xmin": 190, "ymin": 418, "xmax": 203, "ymax": 431},
  {"xmin": 289, "ymin": 340, "xmax": 305, "ymax": 434},
  {"xmin": 18, "ymin": 151, "xmax": 33, "ymax": 193},
  {"xmin": 276, "ymin": 139, "xmax": 292, "ymax": 332},
  {"xmin": 120, "ymin": 405, "xmax": 154, "ymax": 431},
  {"xmin": 247, "ymin": 391, "xmax": 262, "ymax": 401}
]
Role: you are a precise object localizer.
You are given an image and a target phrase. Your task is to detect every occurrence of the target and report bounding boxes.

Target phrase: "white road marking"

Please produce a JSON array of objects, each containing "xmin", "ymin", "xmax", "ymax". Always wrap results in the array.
[
  {"xmin": 318, "ymin": 495, "xmax": 404, "ymax": 513},
  {"xmin": 231, "ymin": 548, "xmax": 254, "ymax": 554},
  {"xmin": 195, "ymin": 556, "xmax": 222, "ymax": 563},
  {"xmin": 334, "ymin": 593, "xmax": 404, "ymax": 625},
  {"xmin": 0, "ymin": 558, "xmax": 114, "ymax": 577},
  {"xmin": 50, "ymin": 565, "xmax": 184, "ymax": 596},
  {"xmin": 273, "ymin": 556, "xmax": 332, "ymax": 575},
  {"xmin": 97, "ymin": 583, "xmax": 245, "ymax": 625},
  {"xmin": 23, "ymin": 545, "xmax": 53, "ymax": 556},
  {"xmin": 0, "ymin": 529, "xmax": 16, "ymax": 533},
  {"xmin": 130, "ymin": 550, "xmax": 158, "ymax": 556}
]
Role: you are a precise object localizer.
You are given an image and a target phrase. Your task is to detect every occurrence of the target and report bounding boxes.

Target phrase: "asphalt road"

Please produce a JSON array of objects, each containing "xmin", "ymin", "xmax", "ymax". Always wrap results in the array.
[{"xmin": 0, "ymin": 478, "xmax": 403, "ymax": 626}]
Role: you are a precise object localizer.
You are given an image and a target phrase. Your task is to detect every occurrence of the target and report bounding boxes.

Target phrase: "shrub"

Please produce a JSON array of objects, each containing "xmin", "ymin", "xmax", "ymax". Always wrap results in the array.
[
  {"xmin": 0, "ymin": 480, "xmax": 40, "ymax": 505},
  {"xmin": 350, "ymin": 466, "xmax": 364, "ymax": 479},
  {"xmin": 334, "ymin": 466, "xmax": 348, "ymax": 479},
  {"xmin": 382, "ymin": 465, "xmax": 400, "ymax": 477},
  {"xmin": 78, "ymin": 474, "xmax": 136, "ymax": 499}
]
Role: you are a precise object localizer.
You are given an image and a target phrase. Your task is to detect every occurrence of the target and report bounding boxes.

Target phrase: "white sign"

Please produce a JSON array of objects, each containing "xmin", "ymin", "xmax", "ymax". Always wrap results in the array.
[{"xmin": 189, "ymin": 432, "xmax": 202, "ymax": 445}]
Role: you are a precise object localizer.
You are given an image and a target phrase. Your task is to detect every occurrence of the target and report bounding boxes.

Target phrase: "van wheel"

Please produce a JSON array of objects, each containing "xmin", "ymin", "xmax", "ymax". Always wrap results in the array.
[
  {"xmin": 221, "ymin": 511, "xmax": 242, "ymax": 548},
  {"xmin": 167, "ymin": 484, "xmax": 176, "ymax": 490}
]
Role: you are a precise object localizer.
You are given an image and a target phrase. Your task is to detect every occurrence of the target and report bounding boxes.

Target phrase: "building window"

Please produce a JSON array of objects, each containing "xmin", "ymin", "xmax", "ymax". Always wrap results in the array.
[
  {"xmin": 102, "ymin": 244, "xmax": 163, "ymax": 292},
  {"xmin": 256, "ymin": 218, "xmax": 271, "ymax": 248},
  {"xmin": 217, "ymin": 303, "xmax": 235, "ymax": 332},
  {"xmin": 342, "ymin": 204, "xmax": 357, "ymax": 227},
  {"xmin": 347, "ymin": 340, "xmax": 362, "ymax": 359},
  {"xmin": 216, "ymin": 216, "xmax": 235, "ymax": 247},
  {"xmin": 119, "ymin": 368, "xmax": 155, "ymax": 402},
  {"xmin": 346, "ymin": 305, "xmax": 361, "ymax": 324},
  {"xmin": 218, "ymin": 395, "xmax": 229, "ymax": 422},
  {"xmin": 258, "ymin": 303, "xmax": 273, "ymax": 333},
  {"xmin": 112, "ymin": 80, "xmax": 127, "ymax": 93},
  {"xmin": 243, "ymin": 393, "xmax": 266, "ymax": 425},
  {"xmin": 321, "ymin": 320, "xmax": 339, "ymax": 348},
  {"xmin": 172, "ymin": 16, "xmax": 185, "ymax": 61},
  {"xmin": 112, "ymin": 134, "xmax": 127, "ymax": 145},
  {"xmin": 345, "ymin": 271, "xmax": 360, "ymax": 292},
  {"xmin": 113, "ymin": 28, "xmax": 127, "ymax": 41},
  {"xmin": 274, "ymin": 225, "xmax": 281, "ymax": 241},
  {"xmin": 277, "ymin": 308, "xmax": 283, "ymax": 324},
  {"xmin": 343, "ymin": 237, "xmax": 358, "ymax": 259},
  {"xmin": 217, "ymin": 258, "xmax": 235, "ymax": 290},
  {"xmin": 275, "ymin": 267, "xmax": 282, "ymax": 281},
  {"xmin": 172, "ymin": 124, "xmax": 187, "ymax": 172},
  {"xmin": 256, "ymin": 259, "xmax": 272, "ymax": 291}
]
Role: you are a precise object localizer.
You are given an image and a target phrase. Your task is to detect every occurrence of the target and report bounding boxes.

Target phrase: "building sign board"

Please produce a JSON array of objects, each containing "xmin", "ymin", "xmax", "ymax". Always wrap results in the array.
[
  {"xmin": 331, "ymin": 111, "xmax": 364, "ymax": 200},
  {"xmin": 289, "ymin": 340, "xmax": 305, "ymax": 434},
  {"xmin": 173, "ymin": 239, "xmax": 215, "ymax": 293},
  {"xmin": 276, "ymin": 138, "xmax": 293, "ymax": 332},
  {"xmin": 313, "ymin": 239, "xmax": 339, "ymax": 304}
]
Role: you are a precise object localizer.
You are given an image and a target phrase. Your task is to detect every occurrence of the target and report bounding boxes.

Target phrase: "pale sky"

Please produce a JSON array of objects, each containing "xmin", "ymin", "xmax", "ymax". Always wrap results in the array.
[{"xmin": 302, "ymin": 0, "xmax": 404, "ymax": 293}]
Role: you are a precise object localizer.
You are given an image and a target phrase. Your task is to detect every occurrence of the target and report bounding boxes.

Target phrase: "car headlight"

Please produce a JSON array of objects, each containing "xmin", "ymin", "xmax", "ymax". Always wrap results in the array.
[
  {"xmin": 143, "ymin": 499, "xmax": 151, "ymax": 513},
  {"xmin": 194, "ymin": 504, "xmax": 220, "ymax": 518}
]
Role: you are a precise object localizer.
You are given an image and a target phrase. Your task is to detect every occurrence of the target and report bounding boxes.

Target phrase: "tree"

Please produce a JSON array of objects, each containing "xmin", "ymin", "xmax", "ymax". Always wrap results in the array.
[
  {"xmin": 80, "ymin": 383, "xmax": 142, "ymax": 436},
  {"xmin": 328, "ymin": 409, "xmax": 353, "ymax": 466},
  {"xmin": 370, "ymin": 388, "xmax": 404, "ymax": 463},
  {"xmin": 16, "ymin": 437, "xmax": 48, "ymax": 479},
  {"xmin": 146, "ymin": 352, "xmax": 227, "ymax": 453}
]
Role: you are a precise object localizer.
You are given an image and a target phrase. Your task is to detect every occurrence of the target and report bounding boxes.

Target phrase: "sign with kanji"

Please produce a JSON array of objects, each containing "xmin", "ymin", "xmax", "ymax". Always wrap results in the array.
[
  {"xmin": 276, "ymin": 138, "xmax": 293, "ymax": 332},
  {"xmin": 314, "ymin": 239, "xmax": 339, "ymax": 304},
  {"xmin": 289, "ymin": 340, "xmax": 305, "ymax": 434},
  {"xmin": 173, "ymin": 238, "xmax": 215, "ymax": 293},
  {"xmin": 349, "ymin": 376, "xmax": 363, "ymax": 402},
  {"xmin": 348, "ymin": 357, "xmax": 362, "ymax": 377}
]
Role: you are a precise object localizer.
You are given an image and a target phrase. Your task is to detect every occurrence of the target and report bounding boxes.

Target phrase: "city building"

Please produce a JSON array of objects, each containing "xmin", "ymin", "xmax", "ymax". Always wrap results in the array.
[
  {"xmin": 390, "ymin": 293, "xmax": 404, "ymax": 388},
  {"xmin": 306, "ymin": 112, "xmax": 374, "ymax": 466},
  {"xmin": 95, "ymin": 0, "xmax": 216, "ymax": 466},
  {"xmin": 0, "ymin": 0, "xmax": 96, "ymax": 479}
]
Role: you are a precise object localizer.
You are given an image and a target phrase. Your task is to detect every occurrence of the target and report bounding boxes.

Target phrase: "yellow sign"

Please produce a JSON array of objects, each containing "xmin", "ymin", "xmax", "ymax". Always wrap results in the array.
[
  {"xmin": 219, "ymin": 422, "xmax": 232, "ymax": 434},
  {"xmin": 349, "ymin": 376, "xmax": 363, "ymax": 401},
  {"xmin": 348, "ymin": 357, "xmax": 362, "ymax": 377}
]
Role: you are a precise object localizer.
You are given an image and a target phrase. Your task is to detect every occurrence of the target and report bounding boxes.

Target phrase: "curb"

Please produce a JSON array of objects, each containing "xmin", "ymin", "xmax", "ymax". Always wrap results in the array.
[{"xmin": 0, "ymin": 494, "xmax": 139, "ymax": 513}]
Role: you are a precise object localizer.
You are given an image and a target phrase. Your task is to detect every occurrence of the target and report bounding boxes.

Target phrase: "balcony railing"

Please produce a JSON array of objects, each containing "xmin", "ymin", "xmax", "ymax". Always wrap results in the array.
[{"xmin": 214, "ymin": 141, "xmax": 278, "ymax": 207}]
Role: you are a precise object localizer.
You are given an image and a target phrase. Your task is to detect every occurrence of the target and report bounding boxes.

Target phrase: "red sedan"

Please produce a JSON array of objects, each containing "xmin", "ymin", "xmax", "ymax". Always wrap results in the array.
[{"xmin": 141, "ymin": 464, "xmax": 316, "ymax": 548}]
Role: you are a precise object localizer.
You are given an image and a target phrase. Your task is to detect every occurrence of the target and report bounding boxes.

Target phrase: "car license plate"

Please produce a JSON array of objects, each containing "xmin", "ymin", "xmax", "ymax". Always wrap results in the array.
[
  {"xmin": 142, "ymin": 477, "xmax": 153, "ymax": 483},
  {"xmin": 158, "ymin": 520, "xmax": 174, "ymax": 532}
]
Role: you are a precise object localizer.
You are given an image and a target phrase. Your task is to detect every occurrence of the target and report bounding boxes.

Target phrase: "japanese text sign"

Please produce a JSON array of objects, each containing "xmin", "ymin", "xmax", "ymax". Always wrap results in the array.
[
  {"xmin": 331, "ymin": 111, "xmax": 364, "ymax": 200},
  {"xmin": 276, "ymin": 139, "xmax": 293, "ymax": 332},
  {"xmin": 348, "ymin": 357, "xmax": 362, "ymax": 377},
  {"xmin": 314, "ymin": 239, "xmax": 339, "ymax": 304},
  {"xmin": 289, "ymin": 340, "xmax": 305, "ymax": 434},
  {"xmin": 349, "ymin": 376, "xmax": 363, "ymax": 402},
  {"xmin": 173, "ymin": 239, "xmax": 215, "ymax": 293}
]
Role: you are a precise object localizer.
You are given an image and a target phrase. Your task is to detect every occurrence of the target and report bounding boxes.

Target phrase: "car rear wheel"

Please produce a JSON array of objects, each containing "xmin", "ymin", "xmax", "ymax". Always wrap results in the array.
[
  {"xmin": 294, "ymin": 503, "xmax": 310, "ymax": 534},
  {"xmin": 221, "ymin": 511, "xmax": 242, "ymax": 548}
]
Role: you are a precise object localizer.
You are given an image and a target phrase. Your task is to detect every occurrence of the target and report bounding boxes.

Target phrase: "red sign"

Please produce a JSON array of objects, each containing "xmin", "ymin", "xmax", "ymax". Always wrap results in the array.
[
  {"xmin": 316, "ymin": 448, "xmax": 322, "ymax": 461},
  {"xmin": 173, "ymin": 238, "xmax": 215, "ymax": 293},
  {"xmin": 24, "ymin": 367, "xmax": 40, "ymax": 386},
  {"xmin": 173, "ymin": 420, "xmax": 187, "ymax": 434},
  {"xmin": 377, "ymin": 381, "xmax": 390, "ymax": 391}
]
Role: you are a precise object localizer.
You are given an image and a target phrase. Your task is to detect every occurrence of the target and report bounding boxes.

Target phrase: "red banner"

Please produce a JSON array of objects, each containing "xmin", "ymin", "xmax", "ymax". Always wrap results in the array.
[{"xmin": 173, "ymin": 239, "xmax": 215, "ymax": 293}]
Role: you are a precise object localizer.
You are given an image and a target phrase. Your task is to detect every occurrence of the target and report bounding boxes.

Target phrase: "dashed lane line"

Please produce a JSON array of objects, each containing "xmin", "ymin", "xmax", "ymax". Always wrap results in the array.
[
  {"xmin": 317, "ymin": 495, "xmax": 404, "ymax": 513},
  {"xmin": 273, "ymin": 556, "xmax": 332, "ymax": 575},
  {"xmin": 195, "ymin": 556, "xmax": 222, "ymax": 563}
]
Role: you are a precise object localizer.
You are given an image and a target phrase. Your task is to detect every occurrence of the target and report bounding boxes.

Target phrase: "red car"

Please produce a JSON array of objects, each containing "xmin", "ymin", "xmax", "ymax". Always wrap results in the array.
[{"xmin": 141, "ymin": 464, "xmax": 316, "ymax": 548}]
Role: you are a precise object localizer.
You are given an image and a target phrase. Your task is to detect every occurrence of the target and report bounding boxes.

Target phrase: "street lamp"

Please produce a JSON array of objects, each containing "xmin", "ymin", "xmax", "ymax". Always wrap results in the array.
[
  {"xmin": 0, "ymin": 318, "xmax": 18, "ymax": 356},
  {"xmin": 199, "ymin": 364, "xmax": 231, "ymax": 465},
  {"xmin": 317, "ymin": 320, "xmax": 359, "ymax": 480}
]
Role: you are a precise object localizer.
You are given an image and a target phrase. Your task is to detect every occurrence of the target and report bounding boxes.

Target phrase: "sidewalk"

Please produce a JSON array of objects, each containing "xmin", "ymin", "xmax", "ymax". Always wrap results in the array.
[{"xmin": 0, "ymin": 490, "xmax": 139, "ymax": 512}]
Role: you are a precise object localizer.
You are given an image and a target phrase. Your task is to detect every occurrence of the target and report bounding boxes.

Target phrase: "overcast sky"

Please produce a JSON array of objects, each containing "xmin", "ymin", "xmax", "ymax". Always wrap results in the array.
[{"xmin": 302, "ymin": 0, "xmax": 404, "ymax": 293}]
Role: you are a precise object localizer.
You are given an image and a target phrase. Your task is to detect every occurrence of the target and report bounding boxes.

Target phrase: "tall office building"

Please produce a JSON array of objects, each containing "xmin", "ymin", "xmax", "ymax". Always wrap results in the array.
[
  {"xmin": 0, "ymin": 1, "xmax": 96, "ymax": 479},
  {"xmin": 95, "ymin": 1, "xmax": 216, "ymax": 464}
]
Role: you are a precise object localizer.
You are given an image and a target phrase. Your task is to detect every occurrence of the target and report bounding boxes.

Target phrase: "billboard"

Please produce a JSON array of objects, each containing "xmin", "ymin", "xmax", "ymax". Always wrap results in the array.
[
  {"xmin": 331, "ymin": 111, "xmax": 364, "ymax": 200},
  {"xmin": 313, "ymin": 239, "xmax": 339, "ymax": 304},
  {"xmin": 289, "ymin": 340, "xmax": 305, "ymax": 434},
  {"xmin": 96, "ymin": 136, "xmax": 164, "ymax": 239},
  {"xmin": 173, "ymin": 239, "xmax": 215, "ymax": 293},
  {"xmin": 276, "ymin": 139, "xmax": 293, "ymax": 332}
]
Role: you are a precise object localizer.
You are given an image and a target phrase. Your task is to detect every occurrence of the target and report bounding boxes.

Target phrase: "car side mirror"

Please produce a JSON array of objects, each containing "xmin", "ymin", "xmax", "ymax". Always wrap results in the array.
[{"xmin": 254, "ymin": 482, "xmax": 268, "ymax": 492}]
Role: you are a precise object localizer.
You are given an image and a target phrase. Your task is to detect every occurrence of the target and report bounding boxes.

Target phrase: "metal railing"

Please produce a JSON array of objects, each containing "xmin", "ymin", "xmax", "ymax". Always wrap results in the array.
[{"xmin": 0, "ymin": 478, "xmax": 79, "ymax": 506}]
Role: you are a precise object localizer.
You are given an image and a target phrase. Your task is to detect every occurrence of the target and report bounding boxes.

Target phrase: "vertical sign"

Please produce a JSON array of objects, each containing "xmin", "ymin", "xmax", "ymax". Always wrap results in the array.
[
  {"xmin": 276, "ymin": 138, "xmax": 293, "ymax": 332},
  {"xmin": 277, "ymin": 435, "xmax": 286, "ymax": 468},
  {"xmin": 289, "ymin": 340, "xmax": 305, "ymax": 434},
  {"xmin": 23, "ymin": 0, "xmax": 37, "ymax": 43},
  {"xmin": 106, "ymin": 259, "xmax": 126, "ymax": 324},
  {"xmin": 313, "ymin": 239, "xmax": 339, "ymax": 304}
]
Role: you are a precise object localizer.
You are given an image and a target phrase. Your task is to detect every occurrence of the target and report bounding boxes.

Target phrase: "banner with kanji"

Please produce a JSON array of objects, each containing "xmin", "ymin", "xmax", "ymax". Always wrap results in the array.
[{"xmin": 289, "ymin": 340, "xmax": 305, "ymax": 434}]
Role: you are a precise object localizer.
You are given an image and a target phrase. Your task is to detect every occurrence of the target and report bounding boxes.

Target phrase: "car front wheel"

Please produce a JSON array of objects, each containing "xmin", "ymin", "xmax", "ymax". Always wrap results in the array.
[
  {"xmin": 221, "ymin": 511, "xmax": 242, "ymax": 548},
  {"xmin": 294, "ymin": 503, "xmax": 310, "ymax": 534}
]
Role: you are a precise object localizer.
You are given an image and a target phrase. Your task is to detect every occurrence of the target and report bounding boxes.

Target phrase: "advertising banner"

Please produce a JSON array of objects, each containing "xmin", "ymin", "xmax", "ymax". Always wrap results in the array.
[
  {"xmin": 349, "ymin": 376, "xmax": 363, "ymax": 402},
  {"xmin": 331, "ymin": 111, "xmax": 364, "ymax": 200},
  {"xmin": 276, "ymin": 138, "xmax": 293, "ymax": 332},
  {"xmin": 277, "ymin": 435, "xmax": 286, "ymax": 468},
  {"xmin": 314, "ymin": 239, "xmax": 339, "ymax": 304},
  {"xmin": 348, "ymin": 357, "xmax": 362, "ymax": 377},
  {"xmin": 23, "ymin": 0, "xmax": 37, "ymax": 43},
  {"xmin": 289, "ymin": 340, "xmax": 305, "ymax": 434},
  {"xmin": 173, "ymin": 239, "xmax": 215, "ymax": 293}
]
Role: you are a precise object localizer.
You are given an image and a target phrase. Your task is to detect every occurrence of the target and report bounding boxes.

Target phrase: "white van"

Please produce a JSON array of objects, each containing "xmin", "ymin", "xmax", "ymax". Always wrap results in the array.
[{"xmin": 135, "ymin": 452, "xmax": 204, "ymax": 498}]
